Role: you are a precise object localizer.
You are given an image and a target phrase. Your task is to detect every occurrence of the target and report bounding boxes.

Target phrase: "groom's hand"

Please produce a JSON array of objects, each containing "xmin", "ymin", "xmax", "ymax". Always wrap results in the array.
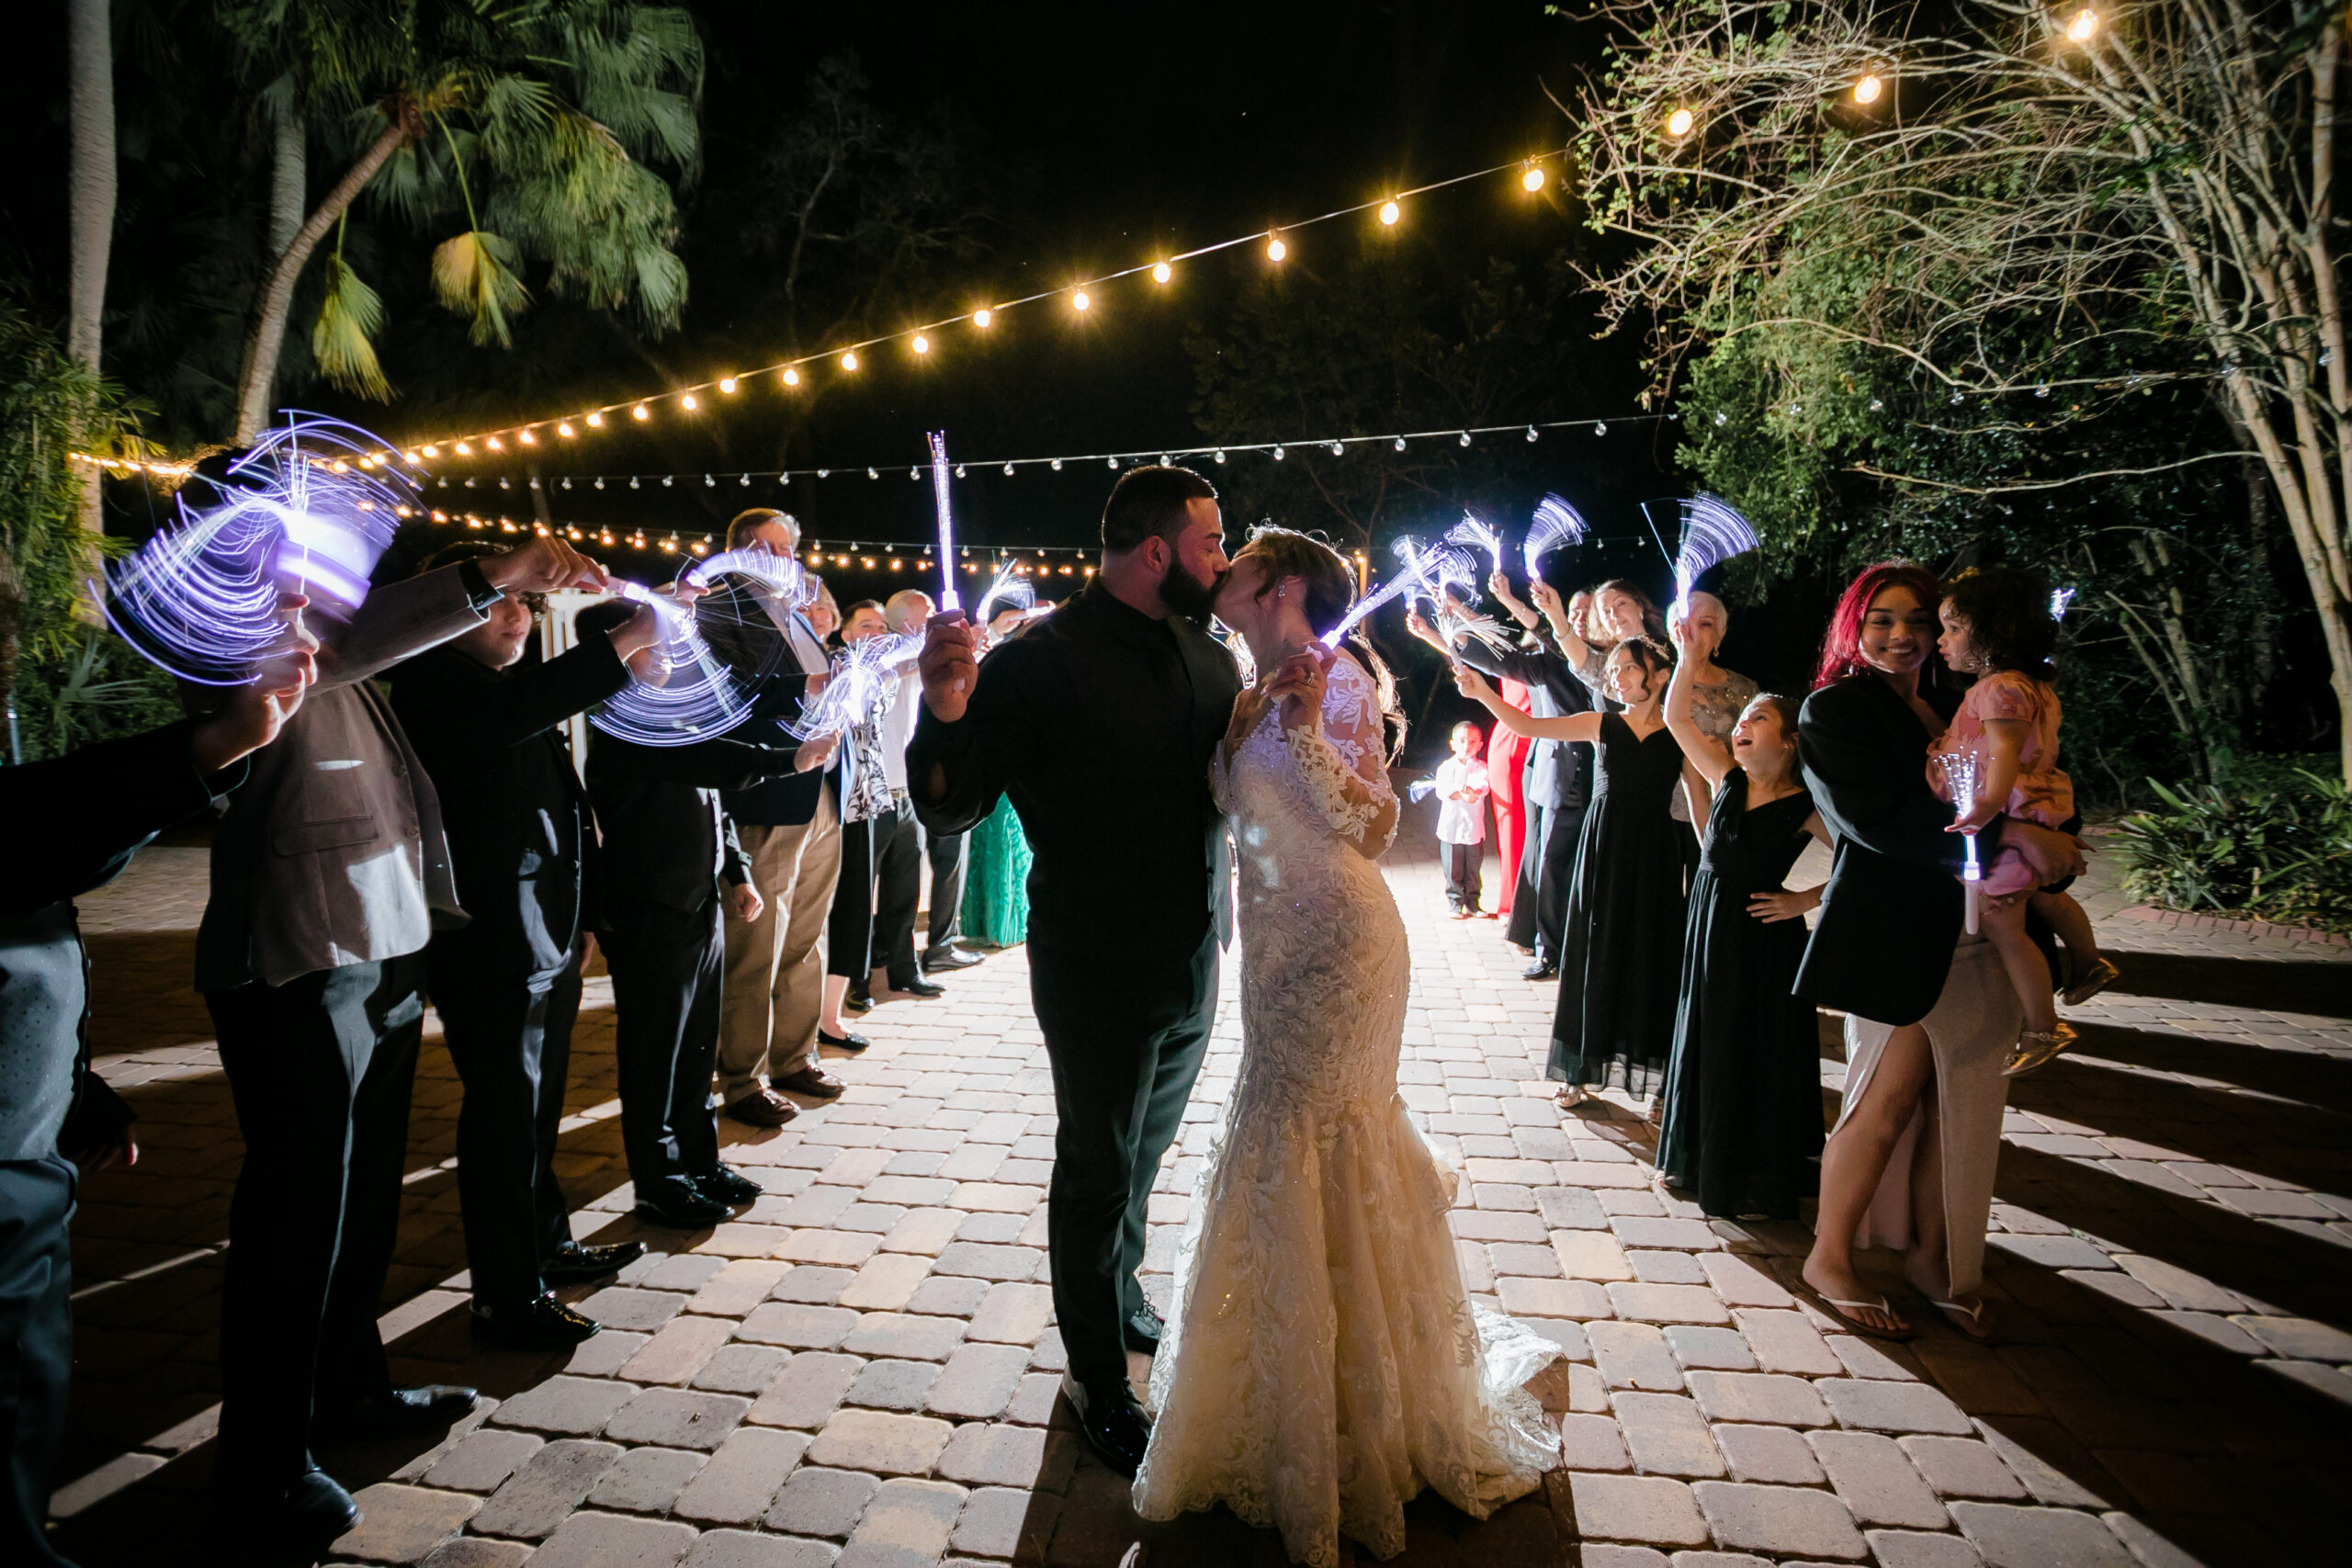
[{"xmin": 919, "ymin": 611, "xmax": 979, "ymax": 723}]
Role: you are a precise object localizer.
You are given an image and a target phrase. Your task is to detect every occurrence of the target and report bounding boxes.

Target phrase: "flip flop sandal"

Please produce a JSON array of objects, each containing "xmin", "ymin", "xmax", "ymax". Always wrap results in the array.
[
  {"xmin": 1783, "ymin": 1269, "xmax": 1917, "ymax": 1342},
  {"xmin": 1922, "ymin": 1293, "xmax": 1997, "ymax": 1343}
]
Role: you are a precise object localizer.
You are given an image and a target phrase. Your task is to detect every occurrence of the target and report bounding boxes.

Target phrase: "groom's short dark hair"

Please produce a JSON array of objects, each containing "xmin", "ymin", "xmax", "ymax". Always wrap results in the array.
[{"xmin": 1101, "ymin": 466, "xmax": 1217, "ymax": 553}]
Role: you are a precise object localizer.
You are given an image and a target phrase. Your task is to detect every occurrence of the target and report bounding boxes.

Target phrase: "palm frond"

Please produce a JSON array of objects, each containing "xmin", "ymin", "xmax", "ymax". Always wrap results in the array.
[
  {"xmin": 312, "ymin": 255, "xmax": 395, "ymax": 400},
  {"xmin": 430, "ymin": 229, "xmax": 530, "ymax": 346}
]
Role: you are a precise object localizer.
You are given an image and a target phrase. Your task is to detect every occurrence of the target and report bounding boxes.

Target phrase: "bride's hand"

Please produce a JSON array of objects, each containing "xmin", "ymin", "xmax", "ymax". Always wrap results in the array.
[{"xmin": 1265, "ymin": 644, "xmax": 1335, "ymax": 734}]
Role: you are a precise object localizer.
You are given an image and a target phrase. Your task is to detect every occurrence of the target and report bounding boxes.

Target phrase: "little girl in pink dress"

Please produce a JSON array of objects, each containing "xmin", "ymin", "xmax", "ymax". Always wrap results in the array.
[{"xmin": 1931, "ymin": 568, "xmax": 2117, "ymax": 1076}]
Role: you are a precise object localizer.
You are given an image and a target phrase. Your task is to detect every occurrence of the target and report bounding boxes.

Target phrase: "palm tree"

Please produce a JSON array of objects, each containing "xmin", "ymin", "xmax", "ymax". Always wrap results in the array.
[
  {"xmin": 224, "ymin": 0, "xmax": 704, "ymax": 443},
  {"xmin": 66, "ymin": 0, "xmax": 116, "ymax": 529}
]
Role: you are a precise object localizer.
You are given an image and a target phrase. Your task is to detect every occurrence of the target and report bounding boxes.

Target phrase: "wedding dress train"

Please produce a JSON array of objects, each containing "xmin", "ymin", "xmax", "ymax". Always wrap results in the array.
[{"xmin": 1132, "ymin": 654, "xmax": 1563, "ymax": 1566}]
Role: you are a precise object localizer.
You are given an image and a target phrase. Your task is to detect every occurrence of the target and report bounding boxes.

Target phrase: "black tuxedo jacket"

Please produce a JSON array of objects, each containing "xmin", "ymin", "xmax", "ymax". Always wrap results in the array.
[
  {"xmin": 585, "ymin": 732, "xmax": 801, "ymax": 914},
  {"xmin": 907, "ymin": 581, "xmax": 1241, "ymax": 961},
  {"xmin": 390, "ymin": 636, "xmax": 629, "ymax": 976}
]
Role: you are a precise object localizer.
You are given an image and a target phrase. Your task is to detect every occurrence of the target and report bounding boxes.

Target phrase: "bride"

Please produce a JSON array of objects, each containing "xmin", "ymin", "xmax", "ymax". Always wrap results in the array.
[{"xmin": 1132, "ymin": 526, "xmax": 1562, "ymax": 1565}]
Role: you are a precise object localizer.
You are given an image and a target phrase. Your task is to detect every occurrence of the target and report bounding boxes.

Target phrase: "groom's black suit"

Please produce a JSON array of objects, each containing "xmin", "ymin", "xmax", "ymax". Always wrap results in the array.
[{"xmin": 908, "ymin": 581, "xmax": 1238, "ymax": 1387}]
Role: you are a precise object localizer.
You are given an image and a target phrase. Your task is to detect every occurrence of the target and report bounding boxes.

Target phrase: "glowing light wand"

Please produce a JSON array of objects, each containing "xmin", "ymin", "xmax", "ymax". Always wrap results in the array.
[
  {"xmin": 927, "ymin": 432, "xmax": 962, "ymax": 613},
  {"xmin": 1935, "ymin": 748, "xmax": 1984, "ymax": 935},
  {"xmin": 1322, "ymin": 539, "xmax": 1477, "ymax": 647}
]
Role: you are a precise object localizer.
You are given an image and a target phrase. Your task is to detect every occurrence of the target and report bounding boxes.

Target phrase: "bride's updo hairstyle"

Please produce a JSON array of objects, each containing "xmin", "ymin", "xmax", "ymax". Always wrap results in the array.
[{"xmin": 1232, "ymin": 523, "xmax": 1407, "ymax": 758}]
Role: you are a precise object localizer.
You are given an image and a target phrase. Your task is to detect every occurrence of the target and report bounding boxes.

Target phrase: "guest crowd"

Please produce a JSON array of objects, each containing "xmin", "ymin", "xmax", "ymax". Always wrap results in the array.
[{"xmin": 1, "ymin": 455, "xmax": 2098, "ymax": 1562}]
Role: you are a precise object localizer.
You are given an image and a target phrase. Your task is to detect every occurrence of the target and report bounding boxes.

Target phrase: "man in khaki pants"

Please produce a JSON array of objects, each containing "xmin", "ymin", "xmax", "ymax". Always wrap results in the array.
[{"xmin": 711, "ymin": 510, "xmax": 849, "ymax": 1126}]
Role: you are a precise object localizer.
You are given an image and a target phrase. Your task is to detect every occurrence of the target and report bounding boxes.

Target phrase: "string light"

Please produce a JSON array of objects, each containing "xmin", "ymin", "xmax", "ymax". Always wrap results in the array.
[
  {"xmin": 585, "ymin": 412, "xmax": 604, "ymax": 428},
  {"xmin": 1667, "ymin": 107, "xmax": 1696, "ymax": 138},
  {"xmin": 1072, "ymin": 290, "xmax": 1091, "ymax": 312},
  {"xmin": 559, "ymin": 422, "xmax": 576, "ymax": 438},
  {"xmin": 1854, "ymin": 73, "xmax": 1884, "ymax": 105},
  {"xmin": 517, "ymin": 430, "xmax": 537, "ymax": 446},
  {"xmin": 913, "ymin": 333, "xmax": 932, "ymax": 354},
  {"xmin": 393, "ymin": 151, "xmax": 1572, "ymax": 455},
  {"xmin": 2066, "ymin": 7, "xmax": 2098, "ymax": 42},
  {"xmin": 1378, "ymin": 199, "xmax": 1400, "ymax": 226},
  {"xmin": 680, "ymin": 393, "xmax": 698, "ymax": 411},
  {"xmin": 631, "ymin": 403, "xmax": 650, "ymax": 421}
]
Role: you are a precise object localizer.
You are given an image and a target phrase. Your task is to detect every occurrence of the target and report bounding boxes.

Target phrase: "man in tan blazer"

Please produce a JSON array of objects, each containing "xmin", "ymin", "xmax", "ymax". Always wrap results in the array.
[{"xmin": 198, "ymin": 529, "xmax": 608, "ymax": 1550}]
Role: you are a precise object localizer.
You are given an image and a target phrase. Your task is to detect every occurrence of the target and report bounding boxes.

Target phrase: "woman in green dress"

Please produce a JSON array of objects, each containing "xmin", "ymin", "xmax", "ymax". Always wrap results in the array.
[{"xmin": 956, "ymin": 604, "xmax": 1041, "ymax": 946}]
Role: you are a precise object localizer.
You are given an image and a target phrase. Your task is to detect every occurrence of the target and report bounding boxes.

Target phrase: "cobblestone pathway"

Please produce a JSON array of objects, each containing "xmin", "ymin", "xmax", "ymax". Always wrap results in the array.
[{"xmin": 43, "ymin": 829, "xmax": 2352, "ymax": 1568}]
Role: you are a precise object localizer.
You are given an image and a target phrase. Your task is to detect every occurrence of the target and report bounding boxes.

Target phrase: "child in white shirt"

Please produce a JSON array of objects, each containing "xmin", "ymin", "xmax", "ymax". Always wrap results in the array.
[{"xmin": 1433, "ymin": 721, "xmax": 1492, "ymax": 919}]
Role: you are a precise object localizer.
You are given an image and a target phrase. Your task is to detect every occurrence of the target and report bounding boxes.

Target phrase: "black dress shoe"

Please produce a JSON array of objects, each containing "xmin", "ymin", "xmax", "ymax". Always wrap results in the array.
[
  {"xmin": 541, "ymin": 1240, "xmax": 645, "ymax": 1284},
  {"xmin": 216, "ymin": 1466, "xmax": 359, "ymax": 1549},
  {"xmin": 634, "ymin": 1174, "xmax": 731, "ymax": 1228},
  {"xmin": 844, "ymin": 986, "xmax": 874, "ymax": 1013},
  {"xmin": 819, "ymin": 1027, "xmax": 870, "ymax": 1052},
  {"xmin": 316, "ymin": 1383, "xmax": 479, "ymax": 1441},
  {"xmin": 1123, "ymin": 1300, "xmax": 1165, "ymax": 1353},
  {"xmin": 691, "ymin": 1161, "xmax": 764, "ymax": 1206},
  {"xmin": 1523, "ymin": 960, "xmax": 1558, "ymax": 981},
  {"xmin": 1061, "ymin": 1374, "xmax": 1153, "ymax": 1478},
  {"xmin": 473, "ymin": 1293, "xmax": 602, "ymax": 1348},
  {"xmin": 922, "ymin": 945, "xmax": 981, "ymax": 972},
  {"xmin": 882, "ymin": 976, "xmax": 946, "ymax": 999}
]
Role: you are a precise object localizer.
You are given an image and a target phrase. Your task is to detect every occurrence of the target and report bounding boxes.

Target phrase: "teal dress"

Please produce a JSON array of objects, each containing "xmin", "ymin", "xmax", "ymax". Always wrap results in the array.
[{"xmin": 959, "ymin": 794, "xmax": 1034, "ymax": 946}]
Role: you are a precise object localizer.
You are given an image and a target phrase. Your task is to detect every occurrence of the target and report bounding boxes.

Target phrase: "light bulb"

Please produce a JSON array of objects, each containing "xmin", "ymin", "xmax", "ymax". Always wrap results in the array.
[
  {"xmin": 1266, "ymin": 234, "xmax": 1287, "ymax": 262},
  {"xmin": 719, "ymin": 376, "xmax": 739, "ymax": 393},
  {"xmin": 1004, "ymin": 462, "xmax": 1015, "ymax": 475},
  {"xmin": 1854, "ymin": 73, "xmax": 1883, "ymax": 105},
  {"xmin": 841, "ymin": 351, "xmax": 859, "ymax": 371},
  {"xmin": 455, "ymin": 442, "xmax": 473, "ymax": 456},
  {"xmin": 973, "ymin": 308, "xmax": 994, "ymax": 328},
  {"xmin": 632, "ymin": 403, "xmax": 650, "ymax": 421},
  {"xmin": 680, "ymin": 393, "xmax": 697, "ymax": 411},
  {"xmin": 1595, "ymin": 422, "xmax": 1608, "ymax": 436},
  {"xmin": 404, "ymin": 451, "xmax": 422, "ymax": 464},
  {"xmin": 1395, "ymin": 436, "xmax": 1407, "ymax": 452},
  {"xmin": 1272, "ymin": 446, "xmax": 1285, "ymax": 460},
  {"xmin": 1072, "ymin": 290, "xmax": 1091, "ymax": 311},
  {"xmin": 1667, "ymin": 107, "xmax": 1696, "ymax": 138},
  {"xmin": 558, "ymin": 422, "xmax": 575, "ymax": 438},
  {"xmin": 1378, "ymin": 199, "xmax": 1400, "ymax": 226},
  {"xmin": 783, "ymin": 367, "xmax": 801, "ymax": 386},
  {"xmin": 2066, "ymin": 7, "xmax": 2098, "ymax": 41},
  {"xmin": 585, "ymin": 412, "xmax": 604, "ymax": 427},
  {"xmin": 912, "ymin": 333, "xmax": 931, "ymax": 354},
  {"xmin": 422, "ymin": 446, "xmax": 441, "ymax": 458},
  {"xmin": 1051, "ymin": 457, "xmax": 1063, "ymax": 470},
  {"xmin": 519, "ymin": 430, "xmax": 537, "ymax": 445},
  {"xmin": 1522, "ymin": 164, "xmax": 1546, "ymax": 192},
  {"xmin": 486, "ymin": 436, "xmax": 503, "ymax": 451},
  {"xmin": 1152, "ymin": 262, "xmax": 1172, "ymax": 284}
]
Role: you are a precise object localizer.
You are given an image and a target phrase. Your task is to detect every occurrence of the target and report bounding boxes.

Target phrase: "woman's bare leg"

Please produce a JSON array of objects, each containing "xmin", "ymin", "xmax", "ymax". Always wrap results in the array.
[
  {"xmin": 819, "ymin": 974, "xmax": 850, "ymax": 1037},
  {"xmin": 1804, "ymin": 1023, "xmax": 1934, "ymax": 1335},
  {"xmin": 1982, "ymin": 896, "xmax": 2055, "ymax": 1034}
]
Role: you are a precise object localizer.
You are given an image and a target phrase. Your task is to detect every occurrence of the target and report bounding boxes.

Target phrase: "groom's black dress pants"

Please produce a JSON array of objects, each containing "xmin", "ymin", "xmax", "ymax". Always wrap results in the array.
[{"xmin": 1028, "ymin": 927, "xmax": 1218, "ymax": 1389}]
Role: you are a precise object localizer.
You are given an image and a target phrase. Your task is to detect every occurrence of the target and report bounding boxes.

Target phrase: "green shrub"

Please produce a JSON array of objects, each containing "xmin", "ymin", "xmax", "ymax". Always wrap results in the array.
[{"xmin": 2113, "ymin": 773, "xmax": 2352, "ymax": 933}]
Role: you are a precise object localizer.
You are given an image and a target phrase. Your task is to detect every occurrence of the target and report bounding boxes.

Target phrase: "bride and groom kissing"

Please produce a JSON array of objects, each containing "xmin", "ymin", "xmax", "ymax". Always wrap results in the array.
[{"xmin": 907, "ymin": 466, "xmax": 1562, "ymax": 1567}]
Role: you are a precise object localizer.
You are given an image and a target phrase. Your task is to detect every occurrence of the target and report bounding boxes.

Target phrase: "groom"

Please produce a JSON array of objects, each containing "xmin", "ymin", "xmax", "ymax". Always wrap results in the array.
[{"xmin": 910, "ymin": 466, "xmax": 1238, "ymax": 1475}]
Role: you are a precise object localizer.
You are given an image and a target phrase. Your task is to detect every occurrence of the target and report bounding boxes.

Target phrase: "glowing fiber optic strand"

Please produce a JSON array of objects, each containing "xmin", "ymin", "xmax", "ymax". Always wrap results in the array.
[
  {"xmin": 590, "ymin": 547, "xmax": 820, "ymax": 747},
  {"xmin": 1523, "ymin": 493, "xmax": 1589, "ymax": 581},
  {"xmin": 102, "ymin": 415, "xmax": 410, "ymax": 684},
  {"xmin": 2051, "ymin": 586, "xmax": 2078, "ymax": 621},
  {"xmin": 782, "ymin": 632, "xmax": 926, "ymax": 741},
  {"xmin": 1933, "ymin": 748, "xmax": 1984, "ymax": 935},
  {"xmin": 1445, "ymin": 513, "xmax": 1507, "ymax": 578},
  {"xmin": 1325, "ymin": 538, "xmax": 1478, "ymax": 648},
  {"xmin": 1670, "ymin": 495, "xmax": 1760, "ymax": 618},
  {"xmin": 927, "ymin": 432, "xmax": 963, "ymax": 613},
  {"xmin": 972, "ymin": 565, "xmax": 1037, "ymax": 624}
]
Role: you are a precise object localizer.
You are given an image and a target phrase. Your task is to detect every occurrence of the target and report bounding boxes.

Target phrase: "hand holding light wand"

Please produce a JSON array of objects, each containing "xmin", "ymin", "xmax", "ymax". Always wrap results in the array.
[{"xmin": 1935, "ymin": 748, "xmax": 1984, "ymax": 934}]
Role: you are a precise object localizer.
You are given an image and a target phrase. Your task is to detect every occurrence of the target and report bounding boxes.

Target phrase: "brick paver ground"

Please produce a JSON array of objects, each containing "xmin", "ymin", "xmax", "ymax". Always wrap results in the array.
[{"xmin": 42, "ymin": 823, "xmax": 2352, "ymax": 1567}]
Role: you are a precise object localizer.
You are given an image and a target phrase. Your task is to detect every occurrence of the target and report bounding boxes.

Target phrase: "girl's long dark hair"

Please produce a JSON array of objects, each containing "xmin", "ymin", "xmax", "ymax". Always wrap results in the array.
[{"xmin": 1235, "ymin": 524, "xmax": 1407, "ymax": 758}]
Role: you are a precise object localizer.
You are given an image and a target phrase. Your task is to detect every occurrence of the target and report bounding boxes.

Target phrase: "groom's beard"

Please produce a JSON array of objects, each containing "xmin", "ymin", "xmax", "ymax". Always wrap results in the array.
[{"xmin": 1160, "ymin": 559, "xmax": 1224, "ymax": 622}]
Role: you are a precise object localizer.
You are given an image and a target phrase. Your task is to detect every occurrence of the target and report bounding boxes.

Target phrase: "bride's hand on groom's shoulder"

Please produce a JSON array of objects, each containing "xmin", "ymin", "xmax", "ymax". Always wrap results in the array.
[{"xmin": 919, "ymin": 612, "xmax": 979, "ymax": 723}]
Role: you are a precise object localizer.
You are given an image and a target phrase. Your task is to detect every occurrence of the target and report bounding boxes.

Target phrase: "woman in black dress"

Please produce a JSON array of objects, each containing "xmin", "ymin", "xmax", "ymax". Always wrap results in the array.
[
  {"xmin": 1459, "ymin": 637, "xmax": 1694, "ymax": 1106},
  {"xmin": 1654, "ymin": 615, "xmax": 1831, "ymax": 1219}
]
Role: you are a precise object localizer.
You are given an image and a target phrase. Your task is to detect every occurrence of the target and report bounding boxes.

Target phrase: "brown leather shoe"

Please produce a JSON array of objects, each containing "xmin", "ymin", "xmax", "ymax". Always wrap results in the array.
[
  {"xmin": 772, "ymin": 1065, "xmax": 845, "ymax": 1100},
  {"xmin": 724, "ymin": 1088, "xmax": 800, "ymax": 1127}
]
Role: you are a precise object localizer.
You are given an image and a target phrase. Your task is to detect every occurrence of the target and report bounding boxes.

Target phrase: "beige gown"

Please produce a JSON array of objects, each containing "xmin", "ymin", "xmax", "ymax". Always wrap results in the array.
[{"xmin": 1833, "ymin": 935, "xmax": 2019, "ymax": 1294}]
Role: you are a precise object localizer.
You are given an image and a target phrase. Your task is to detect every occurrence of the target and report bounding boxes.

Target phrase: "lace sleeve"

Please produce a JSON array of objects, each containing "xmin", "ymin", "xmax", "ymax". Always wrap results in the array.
[{"xmin": 1283, "ymin": 656, "xmax": 1399, "ymax": 855}]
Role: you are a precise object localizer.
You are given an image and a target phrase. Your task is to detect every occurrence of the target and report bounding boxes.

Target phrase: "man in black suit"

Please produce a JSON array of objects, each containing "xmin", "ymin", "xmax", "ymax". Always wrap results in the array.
[
  {"xmin": 390, "ymin": 544, "xmax": 672, "ymax": 1349},
  {"xmin": 0, "ymin": 633, "xmax": 311, "ymax": 1568},
  {"xmin": 909, "ymin": 467, "xmax": 1239, "ymax": 1477},
  {"xmin": 577, "ymin": 600, "xmax": 839, "ymax": 1228}
]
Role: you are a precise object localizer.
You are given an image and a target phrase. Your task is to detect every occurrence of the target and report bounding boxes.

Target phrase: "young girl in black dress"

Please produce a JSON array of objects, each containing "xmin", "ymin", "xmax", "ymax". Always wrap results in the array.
[
  {"xmin": 1458, "ymin": 637, "xmax": 1694, "ymax": 1108},
  {"xmin": 1655, "ymin": 613, "xmax": 1833, "ymax": 1219}
]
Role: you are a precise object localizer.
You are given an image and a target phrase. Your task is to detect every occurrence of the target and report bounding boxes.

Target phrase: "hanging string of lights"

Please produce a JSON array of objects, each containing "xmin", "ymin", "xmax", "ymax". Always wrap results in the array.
[{"xmin": 411, "ymin": 412, "xmax": 1669, "ymax": 505}]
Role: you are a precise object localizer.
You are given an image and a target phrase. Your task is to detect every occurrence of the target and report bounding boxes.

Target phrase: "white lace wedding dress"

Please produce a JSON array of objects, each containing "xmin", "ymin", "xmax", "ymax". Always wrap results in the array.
[{"xmin": 1131, "ymin": 653, "xmax": 1563, "ymax": 1565}]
